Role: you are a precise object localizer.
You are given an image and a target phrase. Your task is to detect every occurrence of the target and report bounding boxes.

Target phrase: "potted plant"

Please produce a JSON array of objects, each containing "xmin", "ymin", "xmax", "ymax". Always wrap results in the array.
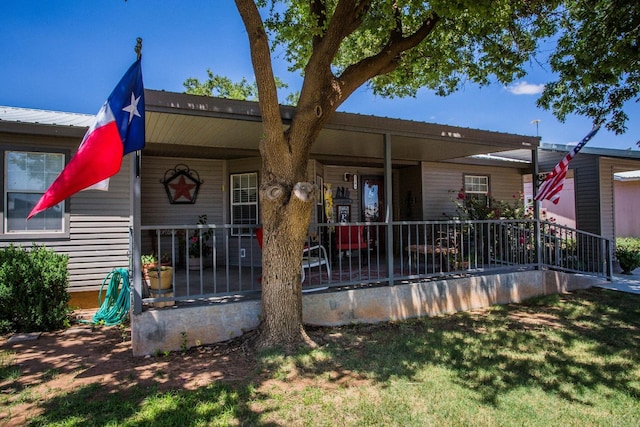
[
  {"xmin": 615, "ymin": 238, "xmax": 640, "ymax": 274},
  {"xmin": 141, "ymin": 254, "xmax": 173, "ymax": 291},
  {"xmin": 188, "ymin": 214, "xmax": 213, "ymax": 270}
]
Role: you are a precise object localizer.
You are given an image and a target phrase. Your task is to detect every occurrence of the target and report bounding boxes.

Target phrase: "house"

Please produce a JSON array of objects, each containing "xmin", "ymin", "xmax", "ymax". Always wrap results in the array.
[
  {"xmin": 520, "ymin": 144, "xmax": 640, "ymax": 239},
  {"xmin": 1, "ymin": 91, "xmax": 627, "ymax": 355},
  {"xmin": 614, "ymin": 170, "xmax": 640, "ymax": 237}
]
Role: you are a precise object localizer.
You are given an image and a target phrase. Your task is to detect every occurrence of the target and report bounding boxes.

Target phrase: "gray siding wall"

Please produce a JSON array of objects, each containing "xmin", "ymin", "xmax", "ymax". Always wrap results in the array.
[
  {"xmin": 421, "ymin": 162, "xmax": 524, "ymax": 220},
  {"xmin": 140, "ymin": 156, "xmax": 225, "ymax": 263},
  {"xmin": 571, "ymin": 155, "xmax": 600, "ymax": 235},
  {"xmin": 1, "ymin": 134, "xmax": 132, "ymax": 292}
]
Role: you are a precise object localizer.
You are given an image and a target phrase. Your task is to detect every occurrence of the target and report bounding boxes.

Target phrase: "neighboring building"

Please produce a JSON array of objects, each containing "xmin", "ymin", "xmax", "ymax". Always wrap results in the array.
[
  {"xmin": 519, "ymin": 144, "xmax": 640, "ymax": 240},
  {"xmin": 614, "ymin": 170, "xmax": 640, "ymax": 237}
]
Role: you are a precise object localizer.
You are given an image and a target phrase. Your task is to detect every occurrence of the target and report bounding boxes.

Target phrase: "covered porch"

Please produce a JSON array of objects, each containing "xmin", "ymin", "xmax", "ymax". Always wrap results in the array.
[{"xmin": 130, "ymin": 90, "xmax": 612, "ymax": 355}]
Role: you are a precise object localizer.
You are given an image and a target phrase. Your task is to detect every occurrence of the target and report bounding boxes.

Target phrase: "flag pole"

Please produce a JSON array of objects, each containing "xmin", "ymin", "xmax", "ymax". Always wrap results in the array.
[{"xmin": 132, "ymin": 37, "xmax": 143, "ymax": 315}]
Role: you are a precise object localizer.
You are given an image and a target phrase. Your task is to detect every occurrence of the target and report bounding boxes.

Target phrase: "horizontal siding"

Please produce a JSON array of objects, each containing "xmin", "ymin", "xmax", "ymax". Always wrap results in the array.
[
  {"xmin": 422, "ymin": 162, "xmax": 524, "ymax": 220},
  {"xmin": 0, "ymin": 144, "xmax": 133, "ymax": 292},
  {"xmin": 571, "ymin": 155, "xmax": 601, "ymax": 235},
  {"xmin": 141, "ymin": 156, "xmax": 225, "ymax": 227},
  {"xmin": 66, "ymin": 159, "xmax": 131, "ymax": 291}
]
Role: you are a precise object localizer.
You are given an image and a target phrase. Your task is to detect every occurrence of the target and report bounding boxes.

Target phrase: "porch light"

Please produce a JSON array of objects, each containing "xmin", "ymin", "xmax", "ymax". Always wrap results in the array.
[{"xmin": 344, "ymin": 172, "xmax": 358, "ymax": 190}]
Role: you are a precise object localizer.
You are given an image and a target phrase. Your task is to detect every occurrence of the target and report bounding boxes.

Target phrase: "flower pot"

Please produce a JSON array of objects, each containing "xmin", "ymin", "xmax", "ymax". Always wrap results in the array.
[
  {"xmin": 188, "ymin": 257, "xmax": 202, "ymax": 270},
  {"xmin": 146, "ymin": 266, "xmax": 173, "ymax": 290}
]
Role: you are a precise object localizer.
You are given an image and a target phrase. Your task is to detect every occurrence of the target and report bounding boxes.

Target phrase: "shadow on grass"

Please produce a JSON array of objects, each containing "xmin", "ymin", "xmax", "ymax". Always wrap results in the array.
[
  {"xmin": 6, "ymin": 288, "xmax": 640, "ymax": 425},
  {"xmin": 28, "ymin": 381, "xmax": 278, "ymax": 426},
  {"xmin": 292, "ymin": 288, "xmax": 640, "ymax": 406}
]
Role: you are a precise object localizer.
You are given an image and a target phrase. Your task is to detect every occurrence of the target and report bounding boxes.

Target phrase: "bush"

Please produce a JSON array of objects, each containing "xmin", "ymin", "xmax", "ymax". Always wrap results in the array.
[
  {"xmin": 615, "ymin": 237, "xmax": 640, "ymax": 274},
  {"xmin": 0, "ymin": 244, "xmax": 70, "ymax": 334}
]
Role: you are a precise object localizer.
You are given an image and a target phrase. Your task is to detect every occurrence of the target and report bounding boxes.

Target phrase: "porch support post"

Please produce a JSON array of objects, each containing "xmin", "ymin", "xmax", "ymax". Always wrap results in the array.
[
  {"xmin": 384, "ymin": 132, "xmax": 394, "ymax": 286},
  {"xmin": 532, "ymin": 147, "xmax": 542, "ymax": 270},
  {"xmin": 131, "ymin": 151, "xmax": 143, "ymax": 314}
]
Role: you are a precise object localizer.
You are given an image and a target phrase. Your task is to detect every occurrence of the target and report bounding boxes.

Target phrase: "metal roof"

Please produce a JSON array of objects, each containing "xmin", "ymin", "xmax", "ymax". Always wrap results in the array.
[
  {"xmin": 0, "ymin": 105, "xmax": 94, "ymax": 128},
  {"xmin": 1, "ymin": 91, "xmax": 542, "ymax": 166}
]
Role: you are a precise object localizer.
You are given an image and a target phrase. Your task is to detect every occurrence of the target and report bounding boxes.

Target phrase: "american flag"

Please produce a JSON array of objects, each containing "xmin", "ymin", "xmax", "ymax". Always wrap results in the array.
[{"xmin": 534, "ymin": 126, "xmax": 600, "ymax": 204}]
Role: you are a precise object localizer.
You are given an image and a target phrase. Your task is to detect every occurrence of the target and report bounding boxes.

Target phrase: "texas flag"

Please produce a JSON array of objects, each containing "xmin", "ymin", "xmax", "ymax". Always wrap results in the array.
[{"xmin": 27, "ymin": 59, "xmax": 145, "ymax": 220}]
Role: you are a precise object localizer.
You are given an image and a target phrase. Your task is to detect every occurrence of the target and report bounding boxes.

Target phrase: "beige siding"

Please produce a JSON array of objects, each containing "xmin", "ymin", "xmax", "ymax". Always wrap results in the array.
[
  {"xmin": 598, "ymin": 158, "xmax": 615, "ymax": 241},
  {"xmin": 422, "ymin": 162, "xmax": 524, "ymax": 220}
]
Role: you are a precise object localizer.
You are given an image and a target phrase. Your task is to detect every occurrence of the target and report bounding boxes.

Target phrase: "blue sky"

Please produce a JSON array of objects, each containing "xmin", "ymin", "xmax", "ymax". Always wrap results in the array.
[{"xmin": 1, "ymin": 1, "xmax": 638, "ymax": 150}]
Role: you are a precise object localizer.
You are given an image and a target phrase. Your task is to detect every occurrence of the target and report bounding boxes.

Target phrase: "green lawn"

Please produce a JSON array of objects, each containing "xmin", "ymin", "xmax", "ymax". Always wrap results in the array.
[{"xmin": 3, "ymin": 288, "xmax": 640, "ymax": 426}]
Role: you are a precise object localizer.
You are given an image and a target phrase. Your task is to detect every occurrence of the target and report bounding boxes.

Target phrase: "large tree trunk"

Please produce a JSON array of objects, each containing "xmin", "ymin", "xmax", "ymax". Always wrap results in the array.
[
  {"xmin": 257, "ymin": 162, "xmax": 315, "ymax": 348},
  {"xmin": 258, "ymin": 177, "xmax": 317, "ymax": 349},
  {"xmin": 235, "ymin": 0, "xmax": 437, "ymax": 350}
]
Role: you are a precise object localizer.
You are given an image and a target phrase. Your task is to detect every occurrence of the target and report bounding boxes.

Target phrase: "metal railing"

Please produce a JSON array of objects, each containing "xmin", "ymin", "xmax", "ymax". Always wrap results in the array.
[{"xmin": 135, "ymin": 220, "xmax": 612, "ymax": 310}]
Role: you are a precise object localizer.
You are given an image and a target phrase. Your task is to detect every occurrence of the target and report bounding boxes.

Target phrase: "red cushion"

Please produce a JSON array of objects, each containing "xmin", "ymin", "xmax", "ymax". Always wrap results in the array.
[
  {"xmin": 256, "ymin": 227, "xmax": 263, "ymax": 248},
  {"xmin": 336, "ymin": 225, "xmax": 368, "ymax": 250}
]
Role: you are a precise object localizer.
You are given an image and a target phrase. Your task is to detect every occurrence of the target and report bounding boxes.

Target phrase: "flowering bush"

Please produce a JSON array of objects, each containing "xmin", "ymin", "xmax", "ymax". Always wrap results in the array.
[
  {"xmin": 189, "ymin": 215, "xmax": 213, "ymax": 258},
  {"xmin": 448, "ymin": 190, "xmax": 536, "ymax": 220}
]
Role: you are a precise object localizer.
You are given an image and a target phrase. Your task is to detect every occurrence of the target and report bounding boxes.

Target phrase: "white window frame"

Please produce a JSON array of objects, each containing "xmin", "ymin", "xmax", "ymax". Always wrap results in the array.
[
  {"xmin": 463, "ymin": 174, "xmax": 490, "ymax": 206},
  {"xmin": 3, "ymin": 149, "xmax": 69, "ymax": 238},
  {"xmin": 230, "ymin": 172, "xmax": 258, "ymax": 236}
]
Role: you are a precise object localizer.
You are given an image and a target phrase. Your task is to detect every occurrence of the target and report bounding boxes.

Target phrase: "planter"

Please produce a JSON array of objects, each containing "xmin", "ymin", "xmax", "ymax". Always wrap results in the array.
[
  {"xmin": 188, "ymin": 257, "xmax": 202, "ymax": 270},
  {"xmin": 146, "ymin": 266, "xmax": 173, "ymax": 290}
]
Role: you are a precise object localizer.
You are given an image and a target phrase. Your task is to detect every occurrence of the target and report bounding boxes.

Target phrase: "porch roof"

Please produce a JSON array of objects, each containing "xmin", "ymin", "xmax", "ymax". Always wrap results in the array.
[
  {"xmin": 1, "ymin": 92, "xmax": 540, "ymax": 168},
  {"xmin": 144, "ymin": 90, "xmax": 539, "ymax": 167}
]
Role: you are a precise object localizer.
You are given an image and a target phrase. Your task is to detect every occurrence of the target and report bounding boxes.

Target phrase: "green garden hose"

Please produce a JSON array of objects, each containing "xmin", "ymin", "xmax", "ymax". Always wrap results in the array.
[{"xmin": 87, "ymin": 268, "xmax": 131, "ymax": 326}]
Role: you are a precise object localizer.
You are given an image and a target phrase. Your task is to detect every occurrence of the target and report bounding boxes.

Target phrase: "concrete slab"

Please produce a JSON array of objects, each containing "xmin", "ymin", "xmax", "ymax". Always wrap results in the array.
[
  {"xmin": 8, "ymin": 332, "xmax": 41, "ymax": 343},
  {"xmin": 595, "ymin": 268, "xmax": 640, "ymax": 294}
]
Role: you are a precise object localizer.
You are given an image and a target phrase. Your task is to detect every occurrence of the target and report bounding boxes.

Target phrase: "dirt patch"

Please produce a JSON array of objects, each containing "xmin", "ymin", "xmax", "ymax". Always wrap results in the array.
[{"xmin": 0, "ymin": 310, "xmax": 257, "ymax": 424}]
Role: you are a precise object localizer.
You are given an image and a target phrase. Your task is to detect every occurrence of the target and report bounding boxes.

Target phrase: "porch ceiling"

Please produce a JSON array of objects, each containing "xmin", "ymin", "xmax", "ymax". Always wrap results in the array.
[{"xmin": 144, "ymin": 89, "xmax": 539, "ymax": 166}]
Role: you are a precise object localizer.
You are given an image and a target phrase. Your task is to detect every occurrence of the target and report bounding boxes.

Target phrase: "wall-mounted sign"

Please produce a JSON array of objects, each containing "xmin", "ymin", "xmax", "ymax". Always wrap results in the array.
[{"xmin": 162, "ymin": 164, "xmax": 203, "ymax": 204}]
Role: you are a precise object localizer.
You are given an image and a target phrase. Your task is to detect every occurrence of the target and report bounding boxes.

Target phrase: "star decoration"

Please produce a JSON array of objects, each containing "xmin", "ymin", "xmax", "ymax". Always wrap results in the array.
[
  {"xmin": 122, "ymin": 92, "xmax": 142, "ymax": 124},
  {"xmin": 169, "ymin": 175, "xmax": 197, "ymax": 201}
]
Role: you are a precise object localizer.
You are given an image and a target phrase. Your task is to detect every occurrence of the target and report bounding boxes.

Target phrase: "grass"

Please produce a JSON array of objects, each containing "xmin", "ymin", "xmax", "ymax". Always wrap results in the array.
[{"xmin": 3, "ymin": 288, "xmax": 640, "ymax": 426}]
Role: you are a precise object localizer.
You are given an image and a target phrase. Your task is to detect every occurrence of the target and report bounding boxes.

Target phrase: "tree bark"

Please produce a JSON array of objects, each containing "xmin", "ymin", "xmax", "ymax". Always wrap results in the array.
[{"xmin": 234, "ymin": 0, "xmax": 440, "ymax": 350}]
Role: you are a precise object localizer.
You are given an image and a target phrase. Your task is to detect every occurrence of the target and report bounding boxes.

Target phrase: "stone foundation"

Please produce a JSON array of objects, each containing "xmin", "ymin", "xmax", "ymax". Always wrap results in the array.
[{"xmin": 131, "ymin": 270, "xmax": 605, "ymax": 356}]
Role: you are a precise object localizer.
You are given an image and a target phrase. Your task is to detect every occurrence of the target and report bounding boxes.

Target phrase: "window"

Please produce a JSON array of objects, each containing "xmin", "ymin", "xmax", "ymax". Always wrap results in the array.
[
  {"xmin": 231, "ymin": 172, "xmax": 258, "ymax": 236},
  {"xmin": 4, "ymin": 151, "xmax": 65, "ymax": 234},
  {"xmin": 464, "ymin": 174, "xmax": 490, "ymax": 206}
]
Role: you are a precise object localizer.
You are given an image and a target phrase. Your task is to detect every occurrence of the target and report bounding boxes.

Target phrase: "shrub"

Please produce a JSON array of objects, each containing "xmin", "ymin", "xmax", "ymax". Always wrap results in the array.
[
  {"xmin": 615, "ymin": 237, "xmax": 640, "ymax": 274},
  {"xmin": 0, "ymin": 244, "xmax": 70, "ymax": 334}
]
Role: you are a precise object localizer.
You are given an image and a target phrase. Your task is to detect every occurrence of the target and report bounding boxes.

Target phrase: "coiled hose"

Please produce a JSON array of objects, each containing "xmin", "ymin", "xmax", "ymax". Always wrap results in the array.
[{"xmin": 88, "ymin": 268, "xmax": 131, "ymax": 326}]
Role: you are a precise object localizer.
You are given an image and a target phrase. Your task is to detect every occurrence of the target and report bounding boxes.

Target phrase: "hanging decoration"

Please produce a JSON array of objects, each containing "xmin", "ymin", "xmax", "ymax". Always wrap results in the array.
[{"xmin": 161, "ymin": 164, "xmax": 202, "ymax": 204}]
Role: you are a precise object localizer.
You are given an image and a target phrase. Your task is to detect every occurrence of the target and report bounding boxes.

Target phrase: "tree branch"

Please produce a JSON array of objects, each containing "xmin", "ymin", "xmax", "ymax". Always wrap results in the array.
[
  {"xmin": 338, "ymin": 12, "xmax": 440, "ymax": 99},
  {"xmin": 307, "ymin": 0, "xmax": 372, "ymax": 76},
  {"xmin": 310, "ymin": 0, "xmax": 327, "ymax": 49},
  {"xmin": 235, "ymin": 0, "xmax": 282, "ymax": 133}
]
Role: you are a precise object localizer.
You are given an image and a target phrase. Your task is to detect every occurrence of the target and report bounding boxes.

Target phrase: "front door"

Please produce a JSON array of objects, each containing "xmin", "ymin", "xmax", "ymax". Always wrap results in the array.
[{"xmin": 361, "ymin": 175, "xmax": 385, "ymax": 250}]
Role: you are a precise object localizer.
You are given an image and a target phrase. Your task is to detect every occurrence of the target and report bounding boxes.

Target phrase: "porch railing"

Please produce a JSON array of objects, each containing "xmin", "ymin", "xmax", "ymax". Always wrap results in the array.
[{"xmin": 135, "ymin": 220, "xmax": 612, "ymax": 311}]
